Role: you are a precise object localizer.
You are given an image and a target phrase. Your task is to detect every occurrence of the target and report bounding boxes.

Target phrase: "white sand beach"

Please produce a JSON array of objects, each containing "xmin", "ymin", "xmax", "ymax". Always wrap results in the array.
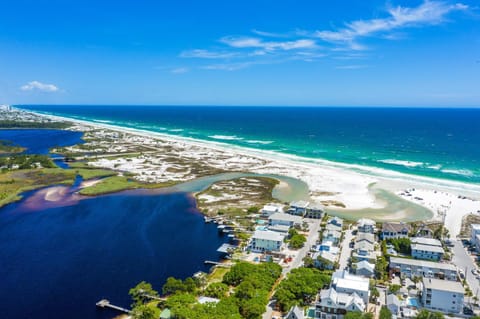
[{"xmin": 35, "ymin": 112, "xmax": 480, "ymax": 237}]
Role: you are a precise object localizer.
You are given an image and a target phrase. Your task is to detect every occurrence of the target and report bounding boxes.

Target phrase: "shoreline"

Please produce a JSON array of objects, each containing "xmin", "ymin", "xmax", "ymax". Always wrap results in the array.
[{"xmin": 17, "ymin": 108, "xmax": 480, "ymax": 237}]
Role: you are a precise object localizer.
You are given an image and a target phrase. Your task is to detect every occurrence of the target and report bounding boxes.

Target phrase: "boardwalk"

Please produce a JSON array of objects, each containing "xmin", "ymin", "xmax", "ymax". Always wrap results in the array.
[{"xmin": 96, "ymin": 299, "xmax": 131, "ymax": 314}]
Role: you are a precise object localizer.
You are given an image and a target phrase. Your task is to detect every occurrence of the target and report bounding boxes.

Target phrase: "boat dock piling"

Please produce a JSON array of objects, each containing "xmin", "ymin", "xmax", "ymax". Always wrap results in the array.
[{"xmin": 96, "ymin": 299, "xmax": 131, "ymax": 314}]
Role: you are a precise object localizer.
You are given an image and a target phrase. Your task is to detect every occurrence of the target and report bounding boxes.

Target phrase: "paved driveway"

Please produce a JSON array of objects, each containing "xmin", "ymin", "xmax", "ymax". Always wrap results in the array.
[
  {"xmin": 452, "ymin": 240, "xmax": 480, "ymax": 304},
  {"xmin": 338, "ymin": 226, "xmax": 354, "ymax": 270}
]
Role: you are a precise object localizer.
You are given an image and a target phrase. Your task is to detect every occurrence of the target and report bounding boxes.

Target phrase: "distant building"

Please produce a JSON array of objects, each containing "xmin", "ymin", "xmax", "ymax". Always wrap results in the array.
[
  {"xmin": 261, "ymin": 203, "xmax": 284, "ymax": 217},
  {"xmin": 357, "ymin": 218, "xmax": 376, "ymax": 234},
  {"xmin": 323, "ymin": 230, "xmax": 342, "ymax": 245},
  {"xmin": 331, "ymin": 270, "xmax": 370, "ymax": 304},
  {"xmin": 355, "ymin": 233, "xmax": 375, "ymax": 245},
  {"xmin": 315, "ymin": 287, "xmax": 366, "ymax": 319},
  {"xmin": 326, "ymin": 217, "xmax": 343, "ymax": 232},
  {"xmin": 386, "ymin": 294, "xmax": 400, "ymax": 316},
  {"xmin": 411, "ymin": 238, "xmax": 444, "ymax": 261},
  {"xmin": 416, "ymin": 225, "xmax": 434, "ymax": 238},
  {"xmin": 381, "ymin": 222, "xmax": 411, "ymax": 240},
  {"xmin": 389, "ymin": 257, "xmax": 457, "ymax": 281},
  {"xmin": 314, "ymin": 251, "xmax": 337, "ymax": 270},
  {"xmin": 305, "ymin": 203, "xmax": 324, "ymax": 219},
  {"xmin": 286, "ymin": 305, "xmax": 304, "ymax": 319},
  {"xmin": 268, "ymin": 213, "xmax": 302, "ymax": 228},
  {"xmin": 250, "ymin": 230, "xmax": 285, "ymax": 252},
  {"xmin": 471, "ymin": 224, "xmax": 480, "ymax": 252},
  {"xmin": 289, "ymin": 201, "xmax": 310, "ymax": 216},
  {"xmin": 354, "ymin": 260, "xmax": 375, "ymax": 277},
  {"xmin": 421, "ymin": 277, "xmax": 464, "ymax": 313}
]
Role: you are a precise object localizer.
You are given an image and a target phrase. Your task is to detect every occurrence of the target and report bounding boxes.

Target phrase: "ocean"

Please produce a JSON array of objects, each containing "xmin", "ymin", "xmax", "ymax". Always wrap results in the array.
[{"xmin": 17, "ymin": 105, "xmax": 480, "ymax": 185}]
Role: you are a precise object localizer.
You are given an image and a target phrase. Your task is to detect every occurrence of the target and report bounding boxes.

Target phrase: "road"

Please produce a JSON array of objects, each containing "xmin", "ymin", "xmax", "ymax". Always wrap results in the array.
[
  {"xmin": 338, "ymin": 226, "xmax": 354, "ymax": 270},
  {"xmin": 262, "ymin": 218, "xmax": 321, "ymax": 319},
  {"xmin": 452, "ymin": 240, "xmax": 480, "ymax": 303}
]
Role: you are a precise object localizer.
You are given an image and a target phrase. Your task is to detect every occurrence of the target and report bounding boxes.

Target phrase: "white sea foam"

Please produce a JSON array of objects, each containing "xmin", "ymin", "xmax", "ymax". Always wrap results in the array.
[
  {"xmin": 94, "ymin": 120, "xmax": 113, "ymax": 124},
  {"xmin": 441, "ymin": 168, "xmax": 475, "ymax": 177},
  {"xmin": 245, "ymin": 140, "xmax": 274, "ymax": 145},
  {"xmin": 209, "ymin": 135, "xmax": 244, "ymax": 141},
  {"xmin": 377, "ymin": 159, "xmax": 424, "ymax": 167},
  {"xmin": 169, "ymin": 129, "xmax": 184, "ymax": 132}
]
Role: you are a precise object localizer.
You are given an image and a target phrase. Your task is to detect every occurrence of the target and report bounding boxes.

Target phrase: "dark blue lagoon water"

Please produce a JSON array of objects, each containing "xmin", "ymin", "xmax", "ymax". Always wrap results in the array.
[
  {"xmin": 17, "ymin": 105, "xmax": 480, "ymax": 184},
  {"xmin": 0, "ymin": 129, "xmax": 83, "ymax": 154},
  {"xmin": 0, "ymin": 189, "xmax": 228, "ymax": 319}
]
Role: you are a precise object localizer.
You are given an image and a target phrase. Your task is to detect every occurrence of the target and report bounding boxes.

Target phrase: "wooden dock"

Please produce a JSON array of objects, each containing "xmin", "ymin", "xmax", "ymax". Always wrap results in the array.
[{"xmin": 96, "ymin": 299, "xmax": 131, "ymax": 314}]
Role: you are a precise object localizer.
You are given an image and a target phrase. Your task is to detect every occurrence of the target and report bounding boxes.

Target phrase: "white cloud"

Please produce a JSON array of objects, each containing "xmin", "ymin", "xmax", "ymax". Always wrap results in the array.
[
  {"xmin": 20, "ymin": 81, "xmax": 59, "ymax": 92},
  {"xmin": 220, "ymin": 36, "xmax": 317, "ymax": 51},
  {"xmin": 335, "ymin": 64, "xmax": 369, "ymax": 70},
  {"xmin": 315, "ymin": 1, "xmax": 468, "ymax": 48},
  {"xmin": 171, "ymin": 67, "xmax": 189, "ymax": 74},
  {"xmin": 180, "ymin": 49, "xmax": 239, "ymax": 59}
]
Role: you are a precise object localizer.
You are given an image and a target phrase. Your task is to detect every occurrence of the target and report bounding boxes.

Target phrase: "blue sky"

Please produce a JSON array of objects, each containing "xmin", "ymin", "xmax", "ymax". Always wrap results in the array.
[{"xmin": 0, "ymin": 0, "xmax": 479, "ymax": 106}]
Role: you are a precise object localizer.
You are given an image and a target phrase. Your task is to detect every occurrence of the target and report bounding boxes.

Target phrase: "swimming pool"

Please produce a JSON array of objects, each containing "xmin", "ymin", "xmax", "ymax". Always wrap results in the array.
[{"xmin": 406, "ymin": 297, "xmax": 420, "ymax": 308}]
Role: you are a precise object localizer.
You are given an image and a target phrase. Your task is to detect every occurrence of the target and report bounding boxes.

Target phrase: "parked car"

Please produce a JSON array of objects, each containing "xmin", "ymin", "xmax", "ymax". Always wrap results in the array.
[
  {"xmin": 463, "ymin": 307, "xmax": 474, "ymax": 315},
  {"xmin": 471, "ymin": 269, "xmax": 478, "ymax": 275}
]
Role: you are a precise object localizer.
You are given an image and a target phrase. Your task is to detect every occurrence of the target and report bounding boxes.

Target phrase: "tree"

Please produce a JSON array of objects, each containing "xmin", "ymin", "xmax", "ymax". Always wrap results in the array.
[
  {"xmin": 345, "ymin": 311, "xmax": 374, "ymax": 319},
  {"xmin": 204, "ymin": 282, "xmax": 229, "ymax": 299},
  {"xmin": 370, "ymin": 287, "xmax": 380, "ymax": 303},
  {"xmin": 131, "ymin": 304, "xmax": 158, "ymax": 319},
  {"xmin": 388, "ymin": 284, "xmax": 401, "ymax": 294},
  {"xmin": 129, "ymin": 281, "xmax": 159, "ymax": 307},
  {"xmin": 380, "ymin": 306, "xmax": 392, "ymax": 319},
  {"xmin": 162, "ymin": 277, "xmax": 197, "ymax": 295},
  {"xmin": 290, "ymin": 233, "xmax": 307, "ymax": 249},
  {"xmin": 415, "ymin": 309, "xmax": 445, "ymax": 319},
  {"xmin": 303, "ymin": 256, "xmax": 315, "ymax": 268}
]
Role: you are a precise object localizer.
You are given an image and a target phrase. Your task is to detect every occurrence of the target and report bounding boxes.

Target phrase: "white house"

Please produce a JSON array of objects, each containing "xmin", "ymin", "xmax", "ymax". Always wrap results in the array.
[
  {"xmin": 471, "ymin": 224, "xmax": 480, "ymax": 251},
  {"xmin": 356, "ymin": 233, "xmax": 375, "ymax": 244},
  {"xmin": 411, "ymin": 238, "xmax": 444, "ymax": 261},
  {"xmin": 250, "ymin": 230, "xmax": 285, "ymax": 252},
  {"xmin": 315, "ymin": 287, "xmax": 366, "ymax": 319},
  {"xmin": 306, "ymin": 203, "xmax": 324, "ymax": 219},
  {"xmin": 261, "ymin": 203, "xmax": 284, "ymax": 217},
  {"xmin": 357, "ymin": 218, "xmax": 375, "ymax": 234},
  {"xmin": 386, "ymin": 294, "xmax": 400, "ymax": 316},
  {"xmin": 268, "ymin": 213, "xmax": 302, "ymax": 227},
  {"xmin": 286, "ymin": 305, "xmax": 304, "ymax": 319},
  {"xmin": 421, "ymin": 277, "xmax": 464, "ymax": 314},
  {"xmin": 331, "ymin": 270, "xmax": 370, "ymax": 304},
  {"xmin": 314, "ymin": 251, "xmax": 337, "ymax": 270},
  {"xmin": 323, "ymin": 230, "xmax": 342, "ymax": 245},
  {"xmin": 289, "ymin": 201, "xmax": 310, "ymax": 216},
  {"xmin": 389, "ymin": 257, "xmax": 458, "ymax": 281},
  {"xmin": 354, "ymin": 260, "xmax": 375, "ymax": 277},
  {"xmin": 381, "ymin": 222, "xmax": 411, "ymax": 240}
]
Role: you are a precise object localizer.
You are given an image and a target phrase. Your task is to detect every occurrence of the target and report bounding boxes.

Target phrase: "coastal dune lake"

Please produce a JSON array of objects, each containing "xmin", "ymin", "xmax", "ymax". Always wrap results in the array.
[{"xmin": 0, "ymin": 190, "xmax": 228, "ymax": 319}]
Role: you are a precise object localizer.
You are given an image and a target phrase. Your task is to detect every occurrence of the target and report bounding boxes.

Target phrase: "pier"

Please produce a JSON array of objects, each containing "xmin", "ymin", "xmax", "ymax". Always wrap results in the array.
[{"xmin": 96, "ymin": 299, "xmax": 131, "ymax": 314}]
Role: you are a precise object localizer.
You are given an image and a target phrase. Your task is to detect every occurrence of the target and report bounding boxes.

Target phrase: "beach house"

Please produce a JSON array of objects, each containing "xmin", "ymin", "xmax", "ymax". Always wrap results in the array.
[
  {"xmin": 353, "ymin": 260, "xmax": 375, "ymax": 277},
  {"xmin": 305, "ymin": 203, "xmax": 324, "ymax": 219},
  {"xmin": 331, "ymin": 270, "xmax": 370, "ymax": 304},
  {"xmin": 250, "ymin": 230, "xmax": 285, "ymax": 252},
  {"xmin": 261, "ymin": 203, "xmax": 284, "ymax": 217},
  {"xmin": 471, "ymin": 224, "xmax": 480, "ymax": 252},
  {"xmin": 357, "ymin": 218, "xmax": 376, "ymax": 234},
  {"xmin": 268, "ymin": 212, "xmax": 302, "ymax": 228},
  {"xmin": 288, "ymin": 201, "xmax": 310, "ymax": 216},
  {"xmin": 411, "ymin": 237, "xmax": 444, "ymax": 261},
  {"xmin": 421, "ymin": 277, "xmax": 464, "ymax": 314},
  {"xmin": 315, "ymin": 287, "xmax": 366, "ymax": 319},
  {"xmin": 381, "ymin": 222, "xmax": 411, "ymax": 240},
  {"xmin": 389, "ymin": 257, "xmax": 457, "ymax": 281}
]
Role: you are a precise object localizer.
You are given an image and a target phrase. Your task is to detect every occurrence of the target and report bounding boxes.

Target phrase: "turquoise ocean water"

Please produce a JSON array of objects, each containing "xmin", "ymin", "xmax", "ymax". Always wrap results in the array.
[{"xmin": 17, "ymin": 105, "xmax": 480, "ymax": 185}]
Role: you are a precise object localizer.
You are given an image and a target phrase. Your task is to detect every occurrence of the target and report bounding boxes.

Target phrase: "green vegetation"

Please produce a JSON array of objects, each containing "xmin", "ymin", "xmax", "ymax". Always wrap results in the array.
[
  {"xmin": 78, "ymin": 175, "xmax": 177, "ymax": 196},
  {"xmin": 129, "ymin": 282, "xmax": 160, "ymax": 319},
  {"xmin": 0, "ymin": 154, "xmax": 56, "ymax": 170},
  {"xmin": 375, "ymin": 255, "xmax": 389, "ymax": 281},
  {"xmin": 388, "ymin": 284, "xmax": 401, "ymax": 294},
  {"xmin": 386, "ymin": 238, "xmax": 411, "ymax": 255},
  {"xmin": 0, "ymin": 120, "xmax": 72, "ymax": 129},
  {"xmin": 204, "ymin": 282, "xmax": 229, "ymax": 299},
  {"xmin": 380, "ymin": 306, "xmax": 392, "ymax": 319},
  {"xmin": 162, "ymin": 277, "xmax": 197, "ymax": 295},
  {"xmin": 345, "ymin": 311, "xmax": 374, "ymax": 319},
  {"xmin": 274, "ymin": 267, "xmax": 331, "ymax": 312},
  {"xmin": 288, "ymin": 228, "xmax": 307, "ymax": 249},
  {"xmin": 0, "ymin": 140, "xmax": 25, "ymax": 154},
  {"xmin": 414, "ymin": 309, "xmax": 445, "ymax": 319}
]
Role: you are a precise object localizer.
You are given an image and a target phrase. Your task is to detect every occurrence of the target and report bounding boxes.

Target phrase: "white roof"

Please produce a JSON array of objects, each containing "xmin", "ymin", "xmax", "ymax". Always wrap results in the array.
[
  {"xmin": 332, "ymin": 270, "xmax": 370, "ymax": 292},
  {"xmin": 411, "ymin": 237, "xmax": 442, "ymax": 247},
  {"xmin": 252, "ymin": 230, "xmax": 284, "ymax": 242},
  {"xmin": 389, "ymin": 257, "xmax": 456, "ymax": 271},
  {"xmin": 357, "ymin": 218, "xmax": 375, "ymax": 226},
  {"xmin": 355, "ymin": 260, "xmax": 375, "ymax": 272},
  {"xmin": 422, "ymin": 277, "xmax": 464, "ymax": 294},
  {"xmin": 290, "ymin": 200, "xmax": 309, "ymax": 208},
  {"xmin": 268, "ymin": 224, "xmax": 290, "ymax": 232},
  {"xmin": 472, "ymin": 224, "xmax": 480, "ymax": 231},
  {"xmin": 198, "ymin": 296, "xmax": 220, "ymax": 304},
  {"xmin": 262, "ymin": 204, "xmax": 283, "ymax": 211},
  {"xmin": 269, "ymin": 212, "xmax": 302, "ymax": 223},
  {"xmin": 411, "ymin": 243, "xmax": 444, "ymax": 254}
]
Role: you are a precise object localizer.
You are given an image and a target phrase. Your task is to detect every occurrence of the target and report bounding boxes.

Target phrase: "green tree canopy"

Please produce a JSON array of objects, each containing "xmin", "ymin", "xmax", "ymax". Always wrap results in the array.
[{"xmin": 129, "ymin": 281, "xmax": 159, "ymax": 307}]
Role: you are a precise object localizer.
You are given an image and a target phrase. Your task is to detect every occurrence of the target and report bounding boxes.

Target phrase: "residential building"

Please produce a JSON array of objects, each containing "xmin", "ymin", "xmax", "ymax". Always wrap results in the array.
[
  {"xmin": 352, "ymin": 250, "xmax": 377, "ymax": 263},
  {"xmin": 315, "ymin": 287, "xmax": 366, "ymax": 319},
  {"xmin": 286, "ymin": 305, "xmax": 304, "ymax": 319},
  {"xmin": 356, "ymin": 232, "xmax": 375, "ymax": 244},
  {"xmin": 411, "ymin": 237, "xmax": 444, "ymax": 261},
  {"xmin": 323, "ymin": 230, "xmax": 342, "ymax": 245},
  {"xmin": 386, "ymin": 294, "xmax": 400, "ymax": 316},
  {"xmin": 357, "ymin": 218, "xmax": 375, "ymax": 234},
  {"xmin": 421, "ymin": 277, "xmax": 464, "ymax": 314},
  {"xmin": 268, "ymin": 224, "xmax": 291, "ymax": 234},
  {"xmin": 268, "ymin": 213, "xmax": 302, "ymax": 227},
  {"xmin": 354, "ymin": 260, "xmax": 375, "ymax": 277},
  {"xmin": 331, "ymin": 270, "xmax": 370, "ymax": 304},
  {"xmin": 306, "ymin": 203, "xmax": 324, "ymax": 219},
  {"xmin": 289, "ymin": 201, "xmax": 310, "ymax": 216},
  {"xmin": 471, "ymin": 224, "xmax": 480, "ymax": 251},
  {"xmin": 389, "ymin": 257, "xmax": 457, "ymax": 281},
  {"xmin": 261, "ymin": 203, "xmax": 284, "ymax": 217},
  {"xmin": 314, "ymin": 251, "xmax": 337, "ymax": 270},
  {"xmin": 416, "ymin": 225, "xmax": 434, "ymax": 238},
  {"xmin": 250, "ymin": 230, "xmax": 285, "ymax": 252},
  {"xmin": 326, "ymin": 217, "xmax": 343, "ymax": 232},
  {"xmin": 381, "ymin": 222, "xmax": 411, "ymax": 240}
]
